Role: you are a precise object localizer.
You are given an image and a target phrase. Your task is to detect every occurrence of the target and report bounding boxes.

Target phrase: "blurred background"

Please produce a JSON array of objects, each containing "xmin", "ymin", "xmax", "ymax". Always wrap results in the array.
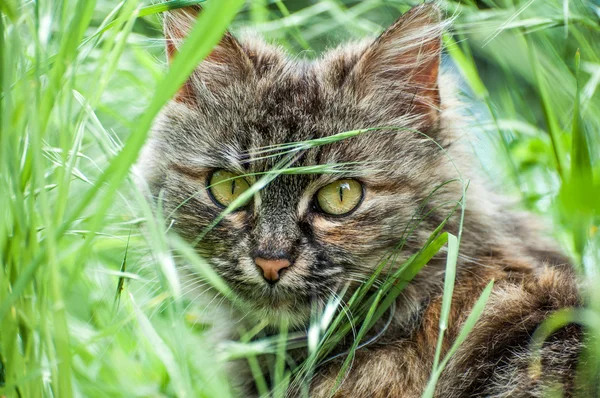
[{"xmin": 1, "ymin": 0, "xmax": 599, "ymax": 396}]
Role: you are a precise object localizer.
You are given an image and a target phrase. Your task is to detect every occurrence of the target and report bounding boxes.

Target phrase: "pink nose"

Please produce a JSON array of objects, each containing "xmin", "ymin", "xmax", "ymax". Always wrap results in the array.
[{"xmin": 254, "ymin": 258, "xmax": 291, "ymax": 284}]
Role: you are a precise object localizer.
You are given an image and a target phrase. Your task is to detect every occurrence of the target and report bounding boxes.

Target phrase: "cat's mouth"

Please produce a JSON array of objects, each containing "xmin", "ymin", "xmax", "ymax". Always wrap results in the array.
[
  {"xmin": 229, "ymin": 273, "xmax": 326, "ymax": 313},
  {"xmin": 237, "ymin": 282, "xmax": 310, "ymax": 307},
  {"xmin": 214, "ymin": 257, "xmax": 341, "ymax": 324},
  {"xmin": 226, "ymin": 282, "xmax": 317, "ymax": 326}
]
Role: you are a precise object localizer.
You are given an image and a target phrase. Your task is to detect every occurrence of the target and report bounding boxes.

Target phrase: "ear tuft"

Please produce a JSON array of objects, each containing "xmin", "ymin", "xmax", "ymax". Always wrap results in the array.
[
  {"xmin": 164, "ymin": 5, "xmax": 201, "ymax": 63},
  {"xmin": 163, "ymin": 5, "xmax": 252, "ymax": 105},
  {"xmin": 352, "ymin": 3, "xmax": 444, "ymax": 126}
]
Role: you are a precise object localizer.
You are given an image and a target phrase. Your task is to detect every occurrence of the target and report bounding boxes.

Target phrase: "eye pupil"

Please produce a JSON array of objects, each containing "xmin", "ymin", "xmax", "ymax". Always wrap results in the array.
[
  {"xmin": 208, "ymin": 169, "xmax": 251, "ymax": 209},
  {"xmin": 316, "ymin": 179, "xmax": 363, "ymax": 216}
]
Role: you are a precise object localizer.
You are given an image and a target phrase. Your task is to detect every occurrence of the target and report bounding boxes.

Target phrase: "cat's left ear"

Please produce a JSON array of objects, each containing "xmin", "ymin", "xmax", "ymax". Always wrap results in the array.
[
  {"xmin": 352, "ymin": 3, "xmax": 444, "ymax": 126},
  {"xmin": 163, "ymin": 5, "xmax": 253, "ymax": 104}
]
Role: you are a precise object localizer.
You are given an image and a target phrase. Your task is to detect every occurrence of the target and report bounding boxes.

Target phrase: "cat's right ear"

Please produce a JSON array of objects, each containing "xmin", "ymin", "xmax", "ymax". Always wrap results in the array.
[{"xmin": 163, "ymin": 5, "xmax": 252, "ymax": 105}]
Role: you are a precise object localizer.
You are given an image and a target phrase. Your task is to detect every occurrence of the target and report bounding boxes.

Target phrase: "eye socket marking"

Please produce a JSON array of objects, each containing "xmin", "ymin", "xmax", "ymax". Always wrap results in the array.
[
  {"xmin": 207, "ymin": 169, "xmax": 251, "ymax": 208},
  {"xmin": 315, "ymin": 179, "xmax": 363, "ymax": 216}
]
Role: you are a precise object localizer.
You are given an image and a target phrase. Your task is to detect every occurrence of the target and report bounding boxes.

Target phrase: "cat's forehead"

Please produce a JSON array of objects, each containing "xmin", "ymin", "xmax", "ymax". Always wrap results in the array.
[
  {"xmin": 160, "ymin": 66, "xmax": 420, "ymax": 179},
  {"xmin": 157, "ymin": 32, "xmax": 443, "ymax": 178},
  {"xmin": 245, "ymin": 63, "xmax": 327, "ymax": 143},
  {"xmin": 171, "ymin": 62, "xmax": 361, "ymax": 164}
]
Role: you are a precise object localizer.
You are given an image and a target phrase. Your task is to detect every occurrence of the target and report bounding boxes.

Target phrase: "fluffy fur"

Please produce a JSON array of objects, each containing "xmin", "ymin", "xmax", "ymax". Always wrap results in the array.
[{"xmin": 137, "ymin": 3, "xmax": 586, "ymax": 397}]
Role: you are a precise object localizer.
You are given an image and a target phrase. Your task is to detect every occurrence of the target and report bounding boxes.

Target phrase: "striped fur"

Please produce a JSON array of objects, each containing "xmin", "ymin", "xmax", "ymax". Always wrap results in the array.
[{"xmin": 136, "ymin": 3, "xmax": 585, "ymax": 396}]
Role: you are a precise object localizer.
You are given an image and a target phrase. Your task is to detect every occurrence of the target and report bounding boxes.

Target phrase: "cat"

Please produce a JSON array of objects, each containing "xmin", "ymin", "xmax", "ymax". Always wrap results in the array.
[{"xmin": 136, "ymin": 3, "xmax": 589, "ymax": 397}]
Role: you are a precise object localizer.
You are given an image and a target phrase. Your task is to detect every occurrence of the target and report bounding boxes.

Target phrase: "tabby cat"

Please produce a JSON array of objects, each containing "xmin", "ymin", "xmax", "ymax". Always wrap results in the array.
[{"xmin": 137, "ymin": 3, "xmax": 587, "ymax": 397}]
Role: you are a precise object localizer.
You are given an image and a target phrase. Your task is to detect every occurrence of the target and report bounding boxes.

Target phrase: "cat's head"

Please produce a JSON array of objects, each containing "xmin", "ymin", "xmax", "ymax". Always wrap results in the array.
[{"xmin": 138, "ymin": 4, "xmax": 463, "ymax": 326}]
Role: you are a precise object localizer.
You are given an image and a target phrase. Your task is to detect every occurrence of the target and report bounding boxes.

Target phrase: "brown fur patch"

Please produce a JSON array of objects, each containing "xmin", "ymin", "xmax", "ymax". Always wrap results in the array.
[
  {"xmin": 138, "ymin": 4, "xmax": 584, "ymax": 397},
  {"xmin": 305, "ymin": 267, "xmax": 582, "ymax": 398}
]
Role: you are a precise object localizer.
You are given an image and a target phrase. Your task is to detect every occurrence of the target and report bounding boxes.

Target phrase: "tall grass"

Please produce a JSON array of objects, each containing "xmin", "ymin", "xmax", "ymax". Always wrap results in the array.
[{"xmin": 1, "ymin": 0, "xmax": 599, "ymax": 397}]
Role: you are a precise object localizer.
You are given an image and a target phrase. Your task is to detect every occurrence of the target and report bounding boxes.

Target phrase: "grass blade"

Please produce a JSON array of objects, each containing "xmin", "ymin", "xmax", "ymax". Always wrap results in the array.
[
  {"xmin": 432, "ymin": 233, "xmax": 458, "ymax": 370},
  {"xmin": 423, "ymin": 280, "xmax": 495, "ymax": 398}
]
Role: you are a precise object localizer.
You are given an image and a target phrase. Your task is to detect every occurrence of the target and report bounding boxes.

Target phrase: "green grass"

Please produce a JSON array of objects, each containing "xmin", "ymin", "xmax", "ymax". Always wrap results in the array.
[{"xmin": 1, "ymin": 0, "xmax": 599, "ymax": 397}]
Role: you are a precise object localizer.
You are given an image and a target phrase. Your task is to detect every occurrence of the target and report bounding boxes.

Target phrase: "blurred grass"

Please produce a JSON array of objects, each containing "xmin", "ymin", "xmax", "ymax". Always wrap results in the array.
[{"xmin": 1, "ymin": 0, "xmax": 599, "ymax": 397}]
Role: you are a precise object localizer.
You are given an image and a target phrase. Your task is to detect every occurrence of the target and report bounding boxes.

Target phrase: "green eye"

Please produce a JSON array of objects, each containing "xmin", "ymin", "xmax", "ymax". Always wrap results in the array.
[
  {"xmin": 208, "ymin": 170, "xmax": 251, "ymax": 208},
  {"xmin": 316, "ymin": 179, "xmax": 363, "ymax": 216}
]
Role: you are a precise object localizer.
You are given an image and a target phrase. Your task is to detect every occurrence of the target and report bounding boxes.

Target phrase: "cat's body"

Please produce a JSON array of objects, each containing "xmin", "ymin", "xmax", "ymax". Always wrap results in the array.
[
  {"xmin": 309, "ymin": 265, "xmax": 583, "ymax": 397},
  {"xmin": 137, "ymin": 4, "xmax": 587, "ymax": 397}
]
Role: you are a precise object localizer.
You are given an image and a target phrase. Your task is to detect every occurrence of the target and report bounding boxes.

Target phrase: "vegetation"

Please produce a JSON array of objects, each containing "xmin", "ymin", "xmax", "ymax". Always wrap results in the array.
[{"xmin": 1, "ymin": 0, "xmax": 598, "ymax": 397}]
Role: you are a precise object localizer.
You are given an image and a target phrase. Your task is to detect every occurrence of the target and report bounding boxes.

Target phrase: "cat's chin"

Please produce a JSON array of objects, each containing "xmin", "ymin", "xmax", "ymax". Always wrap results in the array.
[
  {"xmin": 249, "ymin": 304, "xmax": 311, "ymax": 329},
  {"xmin": 231, "ymin": 285, "xmax": 316, "ymax": 328}
]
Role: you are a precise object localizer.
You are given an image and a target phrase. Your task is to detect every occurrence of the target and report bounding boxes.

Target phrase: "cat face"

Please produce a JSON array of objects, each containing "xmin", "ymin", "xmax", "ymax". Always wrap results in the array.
[{"xmin": 139, "ymin": 4, "xmax": 458, "ymax": 326}]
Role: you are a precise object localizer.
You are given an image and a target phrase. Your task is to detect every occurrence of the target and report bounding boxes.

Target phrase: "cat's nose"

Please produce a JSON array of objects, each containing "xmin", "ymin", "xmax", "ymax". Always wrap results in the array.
[{"xmin": 254, "ymin": 257, "xmax": 291, "ymax": 284}]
